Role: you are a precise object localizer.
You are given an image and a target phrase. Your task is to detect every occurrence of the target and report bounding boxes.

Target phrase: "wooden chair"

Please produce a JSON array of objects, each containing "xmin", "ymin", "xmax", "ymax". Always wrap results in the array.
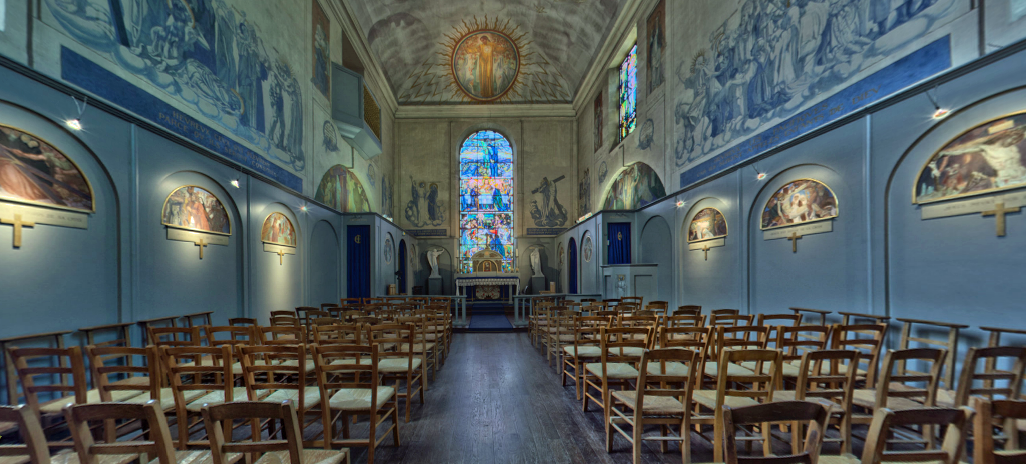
[
  {"xmin": 63, "ymin": 401, "xmax": 215, "ymax": 464},
  {"xmin": 562, "ymin": 317, "xmax": 609, "ymax": 400},
  {"xmin": 270, "ymin": 314, "xmax": 301, "ymax": 329},
  {"xmin": 321, "ymin": 302, "xmax": 342, "ymax": 310},
  {"xmin": 8, "ymin": 344, "xmax": 94, "ymax": 445},
  {"xmin": 367, "ymin": 324, "xmax": 423, "ymax": 423},
  {"xmin": 789, "ymin": 307, "xmax": 831, "ymax": 326},
  {"xmin": 703, "ymin": 326, "xmax": 769, "ymax": 387},
  {"xmin": 675, "ymin": 305, "xmax": 702, "ymax": 316},
  {"xmin": 228, "ymin": 318, "xmax": 257, "ymax": 327},
  {"xmin": 607, "ymin": 348, "xmax": 700, "ymax": 464},
  {"xmin": 852, "ymin": 348, "xmax": 947, "ymax": 448},
  {"xmin": 136, "ymin": 316, "xmax": 178, "ymax": 346},
  {"xmin": 313, "ymin": 323, "xmax": 363, "ymax": 346},
  {"xmin": 722, "ymin": 401, "xmax": 830, "ymax": 464},
  {"xmin": 709, "ymin": 313, "xmax": 753, "ymax": 327},
  {"xmin": 181, "ymin": 312, "xmax": 214, "ymax": 329},
  {"xmin": 84, "ymin": 344, "xmax": 161, "ymax": 442},
  {"xmin": 147, "ymin": 326, "xmax": 201, "ymax": 349},
  {"xmin": 396, "ymin": 315, "xmax": 437, "ymax": 389},
  {"xmin": 202, "ymin": 401, "xmax": 348, "ymax": 464},
  {"xmin": 529, "ymin": 306, "xmax": 552, "ymax": 348},
  {"xmin": 663, "ymin": 314, "xmax": 706, "ymax": 328},
  {"xmin": 644, "ymin": 301, "xmax": 668, "ymax": 313},
  {"xmin": 340, "ymin": 298, "xmax": 362, "ymax": 306},
  {"xmin": 258, "ymin": 325, "xmax": 304, "ymax": 345},
  {"xmin": 656, "ymin": 326, "xmax": 712, "ymax": 363},
  {"xmin": 78, "ymin": 322, "xmax": 134, "ymax": 353},
  {"xmin": 0, "ymin": 405, "xmax": 52, "ymax": 463},
  {"xmin": 895, "ymin": 318, "xmax": 969, "ymax": 393},
  {"xmin": 238, "ymin": 344, "xmax": 321, "ymax": 447},
  {"xmin": 771, "ymin": 349, "xmax": 860, "ymax": 454},
  {"xmin": 693, "ymin": 348, "xmax": 783, "ymax": 462},
  {"xmin": 583, "ymin": 327, "xmax": 651, "ymax": 415},
  {"xmin": 838, "ymin": 311, "xmax": 890, "ymax": 326},
  {"xmin": 756, "ymin": 313, "xmax": 802, "ymax": 328},
  {"xmin": 545, "ymin": 308, "xmax": 575, "ymax": 366},
  {"xmin": 824, "ymin": 407, "xmax": 972, "ymax": 464},
  {"xmin": 948, "ymin": 346, "xmax": 1026, "ymax": 408},
  {"xmin": 620, "ymin": 296, "xmax": 643, "ymax": 307},
  {"xmin": 776, "ymin": 325, "xmax": 833, "ymax": 380},
  {"xmin": 711, "ymin": 308, "xmax": 740, "ymax": 315},
  {"xmin": 161, "ymin": 344, "xmax": 235, "ymax": 449},
  {"xmin": 313, "ymin": 343, "xmax": 399, "ymax": 464},
  {"xmin": 294, "ymin": 306, "xmax": 318, "ymax": 328},
  {"xmin": 830, "ymin": 323, "xmax": 887, "ymax": 387},
  {"xmin": 973, "ymin": 398, "xmax": 1026, "ymax": 462}
]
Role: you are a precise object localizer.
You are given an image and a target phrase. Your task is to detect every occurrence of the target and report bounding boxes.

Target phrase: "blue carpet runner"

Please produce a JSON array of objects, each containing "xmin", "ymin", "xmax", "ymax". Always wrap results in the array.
[{"xmin": 467, "ymin": 314, "xmax": 514, "ymax": 331}]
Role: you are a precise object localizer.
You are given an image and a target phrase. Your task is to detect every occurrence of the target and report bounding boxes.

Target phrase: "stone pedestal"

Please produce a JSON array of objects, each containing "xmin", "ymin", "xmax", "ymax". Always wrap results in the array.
[
  {"xmin": 531, "ymin": 276, "xmax": 546, "ymax": 295},
  {"xmin": 428, "ymin": 277, "xmax": 443, "ymax": 295}
]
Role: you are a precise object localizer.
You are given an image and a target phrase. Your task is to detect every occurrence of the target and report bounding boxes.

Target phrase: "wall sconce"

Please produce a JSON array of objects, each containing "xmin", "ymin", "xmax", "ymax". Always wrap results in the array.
[
  {"xmin": 66, "ymin": 96, "xmax": 88, "ymax": 131},
  {"xmin": 927, "ymin": 86, "xmax": 949, "ymax": 119}
]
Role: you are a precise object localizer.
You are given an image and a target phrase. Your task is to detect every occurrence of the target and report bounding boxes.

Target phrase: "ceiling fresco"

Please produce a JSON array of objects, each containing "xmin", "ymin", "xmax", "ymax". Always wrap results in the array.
[{"xmin": 347, "ymin": 0, "xmax": 627, "ymax": 104}]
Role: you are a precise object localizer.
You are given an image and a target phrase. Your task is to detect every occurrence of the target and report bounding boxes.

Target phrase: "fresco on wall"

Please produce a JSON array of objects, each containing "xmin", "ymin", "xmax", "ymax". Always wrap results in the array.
[
  {"xmin": 0, "ymin": 125, "xmax": 94, "ymax": 213},
  {"xmin": 687, "ymin": 207, "xmax": 727, "ymax": 243},
  {"xmin": 45, "ymin": 0, "xmax": 307, "ymax": 173},
  {"xmin": 761, "ymin": 179, "xmax": 838, "ymax": 230},
  {"xmin": 367, "ymin": 164, "xmax": 376, "ymax": 187},
  {"xmin": 162, "ymin": 186, "xmax": 231, "ymax": 235},
  {"xmin": 381, "ymin": 174, "xmax": 393, "ymax": 217},
  {"xmin": 578, "ymin": 169, "xmax": 590, "ymax": 217},
  {"xmin": 638, "ymin": 119, "xmax": 655, "ymax": 150},
  {"xmin": 530, "ymin": 176, "xmax": 568, "ymax": 227},
  {"xmin": 384, "ymin": 235, "xmax": 393, "ymax": 263},
  {"xmin": 598, "ymin": 161, "xmax": 608, "ymax": 183},
  {"xmin": 311, "ymin": 0, "xmax": 330, "ymax": 100},
  {"xmin": 261, "ymin": 212, "xmax": 296, "ymax": 247},
  {"xmin": 647, "ymin": 0, "xmax": 665, "ymax": 94},
  {"xmin": 673, "ymin": 0, "xmax": 960, "ymax": 169},
  {"xmin": 451, "ymin": 30, "xmax": 520, "ymax": 102},
  {"xmin": 315, "ymin": 165, "xmax": 370, "ymax": 213},
  {"xmin": 322, "ymin": 120, "xmax": 340, "ymax": 153},
  {"xmin": 405, "ymin": 177, "xmax": 446, "ymax": 227},
  {"xmin": 914, "ymin": 113, "xmax": 1026, "ymax": 204},
  {"xmin": 582, "ymin": 234, "xmax": 593, "ymax": 263},
  {"xmin": 594, "ymin": 93, "xmax": 603, "ymax": 152},
  {"xmin": 601, "ymin": 162, "xmax": 666, "ymax": 210}
]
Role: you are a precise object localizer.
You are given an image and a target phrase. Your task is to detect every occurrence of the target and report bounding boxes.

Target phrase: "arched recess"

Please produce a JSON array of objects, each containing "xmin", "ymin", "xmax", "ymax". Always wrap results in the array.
[
  {"xmin": 252, "ymin": 202, "xmax": 302, "ymax": 320},
  {"xmin": 580, "ymin": 230, "xmax": 596, "ymax": 294},
  {"xmin": 748, "ymin": 164, "xmax": 852, "ymax": 313},
  {"xmin": 884, "ymin": 87, "xmax": 1026, "ymax": 326},
  {"xmin": 639, "ymin": 215, "xmax": 672, "ymax": 305},
  {"xmin": 143, "ymin": 170, "xmax": 244, "ymax": 322},
  {"xmin": 679, "ymin": 197, "xmax": 736, "ymax": 311},
  {"xmin": 454, "ymin": 124, "xmax": 518, "ymax": 273},
  {"xmin": 398, "ymin": 239, "xmax": 408, "ymax": 294},
  {"xmin": 384, "ymin": 232, "xmax": 396, "ymax": 291},
  {"xmin": 567, "ymin": 237, "xmax": 578, "ymax": 294},
  {"xmin": 310, "ymin": 220, "xmax": 340, "ymax": 306},
  {"xmin": 0, "ymin": 100, "xmax": 120, "ymax": 337}
]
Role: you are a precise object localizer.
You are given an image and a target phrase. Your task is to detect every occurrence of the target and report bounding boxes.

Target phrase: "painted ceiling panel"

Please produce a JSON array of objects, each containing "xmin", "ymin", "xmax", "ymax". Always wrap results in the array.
[{"xmin": 347, "ymin": 0, "xmax": 626, "ymax": 104}]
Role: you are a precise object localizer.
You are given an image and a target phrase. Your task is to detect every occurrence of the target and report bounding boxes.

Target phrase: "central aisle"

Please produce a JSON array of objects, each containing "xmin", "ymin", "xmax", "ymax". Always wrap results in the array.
[{"xmin": 356, "ymin": 333, "xmax": 698, "ymax": 464}]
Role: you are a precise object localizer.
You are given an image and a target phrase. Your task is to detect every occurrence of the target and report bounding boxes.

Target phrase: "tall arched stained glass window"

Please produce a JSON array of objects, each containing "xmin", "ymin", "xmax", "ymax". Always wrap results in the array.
[
  {"xmin": 459, "ymin": 130, "xmax": 515, "ymax": 272},
  {"xmin": 618, "ymin": 44, "xmax": 638, "ymax": 142}
]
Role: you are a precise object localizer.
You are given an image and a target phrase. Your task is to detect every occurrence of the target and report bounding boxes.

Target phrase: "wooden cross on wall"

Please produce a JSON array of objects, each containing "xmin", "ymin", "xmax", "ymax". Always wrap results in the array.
[
  {"xmin": 982, "ymin": 202, "xmax": 1021, "ymax": 237},
  {"xmin": 195, "ymin": 239, "xmax": 208, "ymax": 259},
  {"xmin": 787, "ymin": 232, "xmax": 802, "ymax": 253},
  {"xmin": 701, "ymin": 244, "xmax": 710, "ymax": 261},
  {"xmin": 1, "ymin": 214, "xmax": 35, "ymax": 248},
  {"xmin": 277, "ymin": 249, "xmax": 285, "ymax": 265}
]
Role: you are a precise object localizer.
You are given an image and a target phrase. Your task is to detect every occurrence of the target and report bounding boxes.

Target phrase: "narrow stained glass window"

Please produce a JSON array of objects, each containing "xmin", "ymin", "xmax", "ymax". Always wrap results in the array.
[
  {"xmin": 618, "ymin": 44, "xmax": 638, "ymax": 142},
  {"xmin": 459, "ymin": 130, "xmax": 515, "ymax": 272}
]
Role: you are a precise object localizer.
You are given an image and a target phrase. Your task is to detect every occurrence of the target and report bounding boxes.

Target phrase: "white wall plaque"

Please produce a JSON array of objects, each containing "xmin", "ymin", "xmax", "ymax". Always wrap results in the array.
[
  {"xmin": 920, "ymin": 190, "xmax": 1026, "ymax": 220},
  {"xmin": 763, "ymin": 221, "xmax": 832, "ymax": 241}
]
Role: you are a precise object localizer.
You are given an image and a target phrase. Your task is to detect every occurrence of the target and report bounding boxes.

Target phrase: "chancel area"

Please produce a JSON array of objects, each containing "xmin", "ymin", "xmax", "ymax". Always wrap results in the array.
[{"xmin": 1, "ymin": 0, "xmax": 1026, "ymax": 462}]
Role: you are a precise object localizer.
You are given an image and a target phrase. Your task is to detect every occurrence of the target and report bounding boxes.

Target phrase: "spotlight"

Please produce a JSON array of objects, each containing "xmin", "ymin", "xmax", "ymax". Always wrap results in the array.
[
  {"xmin": 300, "ymin": 205, "xmax": 309, "ymax": 213},
  {"xmin": 230, "ymin": 179, "xmax": 240, "ymax": 188},
  {"xmin": 676, "ymin": 200, "xmax": 685, "ymax": 207},
  {"xmin": 66, "ymin": 119, "xmax": 82, "ymax": 131},
  {"xmin": 756, "ymin": 172, "xmax": 767, "ymax": 181},
  {"xmin": 932, "ymin": 108, "xmax": 950, "ymax": 119},
  {"xmin": 926, "ymin": 86, "xmax": 949, "ymax": 120}
]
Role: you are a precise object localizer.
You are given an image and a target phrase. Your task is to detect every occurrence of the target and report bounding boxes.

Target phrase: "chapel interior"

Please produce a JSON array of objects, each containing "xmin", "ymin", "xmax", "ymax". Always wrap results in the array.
[{"xmin": 0, "ymin": 0, "xmax": 1025, "ymax": 463}]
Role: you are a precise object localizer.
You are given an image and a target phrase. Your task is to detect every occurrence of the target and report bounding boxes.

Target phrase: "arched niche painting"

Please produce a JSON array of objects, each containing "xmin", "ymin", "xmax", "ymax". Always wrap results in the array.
[
  {"xmin": 761, "ymin": 179, "xmax": 838, "ymax": 230},
  {"xmin": 0, "ymin": 124, "xmax": 94, "ymax": 212},
  {"xmin": 315, "ymin": 164, "xmax": 371, "ymax": 213},
  {"xmin": 161, "ymin": 185, "xmax": 232, "ymax": 235},
  {"xmin": 687, "ymin": 207, "xmax": 727, "ymax": 243},
  {"xmin": 602, "ymin": 162, "xmax": 666, "ymax": 210},
  {"xmin": 914, "ymin": 112, "xmax": 1026, "ymax": 204},
  {"xmin": 582, "ymin": 234, "xmax": 593, "ymax": 263},
  {"xmin": 261, "ymin": 212, "xmax": 297, "ymax": 247}
]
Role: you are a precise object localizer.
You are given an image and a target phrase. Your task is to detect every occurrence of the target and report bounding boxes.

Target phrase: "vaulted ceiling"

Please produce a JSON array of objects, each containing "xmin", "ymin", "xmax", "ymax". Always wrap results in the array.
[{"xmin": 346, "ymin": 0, "xmax": 627, "ymax": 105}]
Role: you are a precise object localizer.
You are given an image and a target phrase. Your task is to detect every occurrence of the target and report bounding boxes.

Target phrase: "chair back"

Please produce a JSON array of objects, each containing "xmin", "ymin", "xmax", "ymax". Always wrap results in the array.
[
  {"xmin": 716, "ymin": 349, "xmax": 781, "ymax": 405},
  {"xmin": 205, "ymin": 325, "xmax": 256, "ymax": 346},
  {"xmin": 239, "ymin": 344, "xmax": 308, "ymax": 410},
  {"xmin": 711, "ymin": 309, "xmax": 740, "ymax": 316},
  {"xmin": 792, "ymin": 349, "xmax": 860, "ymax": 413},
  {"xmin": 896, "ymin": 318, "xmax": 969, "ymax": 390},
  {"xmin": 313, "ymin": 343, "xmax": 381, "ymax": 410},
  {"xmin": 756, "ymin": 313, "xmax": 802, "ymax": 328},
  {"xmin": 954, "ymin": 346, "xmax": 1026, "ymax": 407},
  {"xmin": 600, "ymin": 326, "xmax": 651, "ymax": 367},
  {"xmin": 722, "ymin": 401, "xmax": 830, "ymax": 464},
  {"xmin": 675, "ymin": 305, "xmax": 702, "ymax": 316},
  {"xmin": 710, "ymin": 313, "xmax": 753, "ymax": 327},
  {"xmin": 620, "ymin": 296, "xmax": 643, "ymax": 306},
  {"xmin": 202, "ymin": 401, "xmax": 304, "ymax": 464},
  {"xmin": 228, "ymin": 318, "xmax": 258, "ymax": 327},
  {"xmin": 830, "ymin": 323, "xmax": 887, "ymax": 386},
  {"xmin": 63, "ymin": 401, "xmax": 177, "ymax": 464},
  {"xmin": 367, "ymin": 324, "xmax": 415, "ymax": 369},
  {"xmin": 270, "ymin": 315, "xmax": 301, "ymax": 328},
  {"xmin": 162, "ymin": 345, "xmax": 234, "ymax": 407},
  {"xmin": 314, "ymin": 323, "xmax": 364, "ymax": 345},
  {"xmin": 711, "ymin": 326, "xmax": 769, "ymax": 362},
  {"xmin": 665, "ymin": 314, "xmax": 705, "ymax": 328},
  {"xmin": 257, "ymin": 326, "xmax": 304, "ymax": 346},
  {"xmin": 973, "ymin": 398, "xmax": 1026, "ymax": 464},
  {"xmin": 147, "ymin": 326, "xmax": 201, "ymax": 348},
  {"xmin": 0, "ymin": 405, "xmax": 50, "ymax": 463},
  {"xmin": 778, "ymin": 325, "xmax": 832, "ymax": 366},
  {"xmin": 85, "ymin": 345, "xmax": 158, "ymax": 418},
  {"xmin": 8, "ymin": 345, "xmax": 88, "ymax": 412},
  {"xmin": 861, "ymin": 407, "xmax": 972, "ymax": 464},
  {"xmin": 874, "ymin": 348, "xmax": 946, "ymax": 408}
]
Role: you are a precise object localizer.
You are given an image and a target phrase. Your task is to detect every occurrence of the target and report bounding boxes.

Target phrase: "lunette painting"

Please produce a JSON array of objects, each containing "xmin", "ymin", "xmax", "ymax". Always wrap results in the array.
[
  {"xmin": 602, "ymin": 162, "xmax": 666, "ymax": 210},
  {"xmin": 761, "ymin": 179, "xmax": 837, "ymax": 230},
  {"xmin": 0, "ymin": 125, "xmax": 94, "ymax": 213},
  {"xmin": 261, "ymin": 211, "xmax": 296, "ymax": 247},
  {"xmin": 315, "ymin": 164, "xmax": 371, "ymax": 213},
  {"xmin": 687, "ymin": 207, "xmax": 727, "ymax": 243},
  {"xmin": 162, "ymin": 185, "xmax": 231, "ymax": 235}
]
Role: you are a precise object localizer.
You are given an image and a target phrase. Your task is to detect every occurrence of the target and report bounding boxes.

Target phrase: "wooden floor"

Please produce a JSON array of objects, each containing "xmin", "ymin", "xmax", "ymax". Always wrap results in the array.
[{"xmin": 335, "ymin": 332, "xmax": 709, "ymax": 464}]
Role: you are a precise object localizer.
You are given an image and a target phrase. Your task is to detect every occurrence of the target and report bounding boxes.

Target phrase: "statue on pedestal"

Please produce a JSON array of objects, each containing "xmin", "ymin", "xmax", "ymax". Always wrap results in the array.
[
  {"xmin": 426, "ymin": 248, "xmax": 443, "ymax": 278},
  {"xmin": 530, "ymin": 248, "xmax": 543, "ymax": 278}
]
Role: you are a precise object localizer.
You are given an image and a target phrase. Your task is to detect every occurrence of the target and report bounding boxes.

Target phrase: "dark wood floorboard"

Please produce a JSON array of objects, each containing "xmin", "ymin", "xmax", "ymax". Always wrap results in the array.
[{"xmin": 312, "ymin": 333, "xmax": 865, "ymax": 464}]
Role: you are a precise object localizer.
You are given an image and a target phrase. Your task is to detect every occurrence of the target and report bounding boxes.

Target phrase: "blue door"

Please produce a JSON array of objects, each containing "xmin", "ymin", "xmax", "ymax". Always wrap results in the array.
[{"xmin": 346, "ymin": 225, "xmax": 370, "ymax": 299}]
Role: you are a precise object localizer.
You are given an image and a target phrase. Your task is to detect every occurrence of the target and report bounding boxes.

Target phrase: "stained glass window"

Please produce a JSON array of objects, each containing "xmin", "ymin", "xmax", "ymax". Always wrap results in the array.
[
  {"xmin": 459, "ymin": 130, "xmax": 515, "ymax": 272},
  {"xmin": 618, "ymin": 44, "xmax": 638, "ymax": 142}
]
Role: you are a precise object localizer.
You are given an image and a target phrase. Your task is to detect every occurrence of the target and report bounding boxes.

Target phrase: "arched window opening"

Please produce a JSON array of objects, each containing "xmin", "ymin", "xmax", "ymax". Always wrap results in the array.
[{"xmin": 459, "ymin": 130, "xmax": 515, "ymax": 272}]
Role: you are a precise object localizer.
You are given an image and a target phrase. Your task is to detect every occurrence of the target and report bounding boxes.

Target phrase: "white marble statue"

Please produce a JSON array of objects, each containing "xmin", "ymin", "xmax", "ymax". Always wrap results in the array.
[
  {"xmin": 530, "ymin": 248, "xmax": 543, "ymax": 278},
  {"xmin": 426, "ymin": 248, "xmax": 443, "ymax": 278},
  {"xmin": 616, "ymin": 275, "xmax": 627, "ymax": 299}
]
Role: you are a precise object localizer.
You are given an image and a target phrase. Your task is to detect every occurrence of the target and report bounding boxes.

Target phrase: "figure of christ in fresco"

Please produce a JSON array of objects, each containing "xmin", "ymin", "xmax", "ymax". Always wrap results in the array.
[
  {"xmin": 477, "ymin": 36, "xmax": 495, "ymax": 98},
  {"xmin": 427, "ymin": 183, "xmax": 440, "ymax": 221},
  {"xmin": 183, "ymin": 187, "xmax": 212, "ymax": 231},
  {"xmin": 409, "ymin": 176, "xmax": 420, "ymax": 224},
  {"xmin": 937, "ymin": 128, "xmax": 1026, "ymax": 188}
]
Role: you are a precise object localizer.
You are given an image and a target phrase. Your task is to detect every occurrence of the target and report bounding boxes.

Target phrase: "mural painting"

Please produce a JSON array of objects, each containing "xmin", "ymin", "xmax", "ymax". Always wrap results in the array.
[
  {"xmin": 381, "ymin": 174, "xmax": 393, "ymax": 217},
  {"xmin": 530, "ymin": 176, "xmax": 568, "ymax": 227},
  {"xmin": 647, "ymin": 0, "xmax": 665, "ymax": 94},
  {"xmin": 367, "ymin": 164, "xmax": 376, "ymax": 187},
  {"xmin": 687, "ymin": 207, "xmax": 727, "ymax": 242},
  {"xmin": 311, "ymin": 0, "xmax": 330, "ymax": 99},
  {"xmin": 582, "ymin": 234, "xmax": 593, "ymax": 263},
  {"xmin": 673, "ymin": 0, "xmax": 960, "ymax": 169},
  {"xmin": 598, "ymin": 161, "xmax": 608, "ymax": 183},
  {"xmin": 451, "ymin": 30, "xmax": 520, "ymax": 101},
  {"xmin": 315, "ymin": 165, "xmax": 371, "ymax": 213},
  {"xmin": 322, "ymin": 120, "xmax": 340, "ymax": 154},
  {"xmin": 761, "ymin": 179, "xmax": 838, "ymax": 230},
  {"xmin": 0, "ymin": 125, "xmax": 93, "ymax": 212},
  {"xmin": 914, "ymin": 113, "xmax": 1026, "ymax": 204},
  {"xmin": 594, "ymin": 92, "xmax": 603, "ymax": 151},
  {"xmin": 162, "ymin": 186, "xmax": 231, "ymax": 235},
  {"xmin": 261, "ymin": 212, "xmax": 296, "ymax": 247},
  {"xmin": 406, "ymin": 178, "xmax": 446, "ymax": 227},
  {"xmin": 578, "ymin": 168, "xmax": 590, "ymax": 217},
  {"xmin": 602, "ymin": 162, "xmax": 666, "ymax": 210},
  {"xmin": 45, "ymin": 0, "xmax": 307, "ymax": 172},
  {"xmin": 384, "ymin": 235, "xmax": 393, "ymax": 263},
  {"xmin": 638, "ymin": 119, "xmax": 655, "ymax": 150}
]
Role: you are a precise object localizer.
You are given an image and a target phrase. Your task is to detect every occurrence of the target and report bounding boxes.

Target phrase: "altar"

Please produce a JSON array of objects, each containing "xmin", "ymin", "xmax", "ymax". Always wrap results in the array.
[{"xmin": 455, "ymin": 272, "xmax": 521, "ymax": 303}]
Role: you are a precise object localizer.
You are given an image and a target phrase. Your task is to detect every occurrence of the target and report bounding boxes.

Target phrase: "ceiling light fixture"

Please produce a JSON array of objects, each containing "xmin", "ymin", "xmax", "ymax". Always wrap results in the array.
[
  {"xmin": 926, "ymin": 86, "xmax": 949, "ymax": 120},
  {"xmin": 67, "ymin": 96, "xmax": 88, "ymax": 131}
]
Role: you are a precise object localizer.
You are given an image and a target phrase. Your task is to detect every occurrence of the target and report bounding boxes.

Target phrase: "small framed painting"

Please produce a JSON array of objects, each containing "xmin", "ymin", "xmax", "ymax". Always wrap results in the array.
[
  {"xmin": 761, "ymin": 179, "xmax": 838, "ymax": 230},
  {"xmin": 687, "ymin": 207, "xmax": 727, "ymax": 243}
]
